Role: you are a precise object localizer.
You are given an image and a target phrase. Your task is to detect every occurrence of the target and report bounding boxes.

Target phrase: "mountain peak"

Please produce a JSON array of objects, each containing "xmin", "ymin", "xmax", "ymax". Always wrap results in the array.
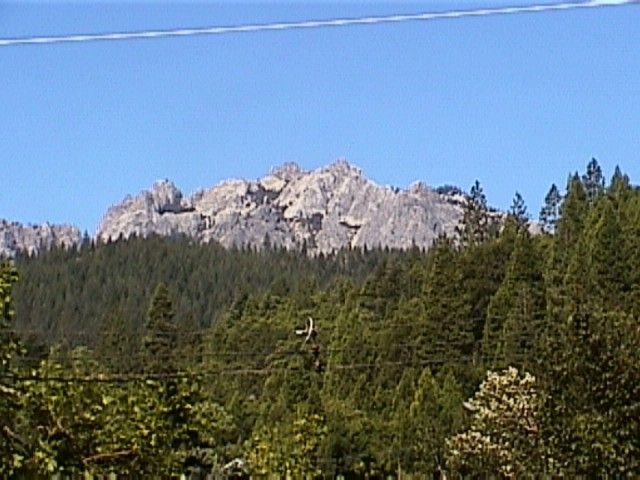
[
  {"xmin": 94, "ymin": 161, "xmax": 463, "ymax": 253},
  {"xmin": 0, "ymin": 219, "xmax": 81, "ymax": 257},
  {"xmin": 324, "ymin": 158, "xmax": 361, "ymax": 174},
  {"xmin": 2, "ymin": 161, "xmax": 469, "ymax": 257},
  {"xmin": 149, "ymin": 179, "xmax": 184, "ymax": 214},
  {"xmin": 270, "ymin": 162, "xmax": 304, "ymax": 180}
]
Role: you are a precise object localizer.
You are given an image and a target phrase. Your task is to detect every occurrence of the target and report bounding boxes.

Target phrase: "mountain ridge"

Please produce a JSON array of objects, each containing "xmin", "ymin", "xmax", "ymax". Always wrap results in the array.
[{"xmin": 2, "ymin": 160, "xmax": 467, "ymax": 257}]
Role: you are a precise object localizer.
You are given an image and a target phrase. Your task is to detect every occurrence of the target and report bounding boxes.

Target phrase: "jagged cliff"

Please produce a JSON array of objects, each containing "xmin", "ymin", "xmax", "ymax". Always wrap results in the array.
[
  {"xmin": 96, "ymin": 160, "xmax": 465, "ymax": 253},
  {"xmin": 0, "ymin": 220, "xmax": 81, "ymax": 258},
  {"xmin": 1, "ymin": 160, "xmax": 467, "ymax": 257}
]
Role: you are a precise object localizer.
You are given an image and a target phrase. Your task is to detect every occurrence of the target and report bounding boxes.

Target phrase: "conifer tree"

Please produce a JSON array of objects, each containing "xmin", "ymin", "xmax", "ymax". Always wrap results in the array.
[
  {"xmin": 546, "ymin": 175, "xmax": 589, "ymax": 317},
  {"xmin": 143, "ymin": 282, "xmax": 177, "ymax": 374},
  {"xmin": 622, "ymin": 193, "xmax": 640, "ymax": 315},
  {"xmin": 456, "ymin": 181, "xmax": 498, "ymax": 247},
  {"xmin": 609, "ymin": 165, "xmax": 631, "ymax": 202},
  {"xmin": 483, "ymin": 231, "xmax": 544, "ymax": 369},
  {"xmin": 556, "ymin": 174, "xmax": 588, "ymax": 258},
  {"xmin": 582, "ymin": 158, "xmax": 605, "ymax": 204},
  {"xmin": 539, "ymin": 183, "xmax": 562, "ymax": 234},
  {"xmin": 406, "ymin": 369, "xmax": 463, "ymax": 476},
  {"xmin": 538, "ymin": 311, "xmax": 640, "ymax": 475},
  {"xmin": 509, "ymin": 191, "xmax": 529, "ymax": 231},
  {"xmin": 584, "ymin": 197, "xmax": 627, "ymax": 310},
  {"xmin": 422, "ymin": 238, "xmax": 474, "ymax": 366}
]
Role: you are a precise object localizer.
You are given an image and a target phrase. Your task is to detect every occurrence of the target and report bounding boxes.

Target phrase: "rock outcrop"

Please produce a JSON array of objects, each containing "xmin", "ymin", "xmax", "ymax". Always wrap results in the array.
[
  {"xmin": 97, "ymin": 180, "xmax": 202, "ymax": 241},
  {"xmin": 96, "ymin": 160, "xmax": 464, "ymax": 254},
  {"xmin": 1, "ymin": 160, "xmax": 473, "ymax": 258},
  {"xmin": 0, "ymin": 220, "xmax": 82, "ymax": 258}
]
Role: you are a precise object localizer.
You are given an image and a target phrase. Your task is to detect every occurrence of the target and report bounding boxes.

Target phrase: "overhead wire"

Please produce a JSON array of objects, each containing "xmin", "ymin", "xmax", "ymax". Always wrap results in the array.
[
  {"xmin": 1, "ymin": 355, "xmax": 484, "ymax": 383},
  {"xmin": 0, "ymin": 0, "xmax": 637, "ymax": 48},
  {"xmin": 3, "ymin": 308, "xmax": 552, "ymax": 339}
]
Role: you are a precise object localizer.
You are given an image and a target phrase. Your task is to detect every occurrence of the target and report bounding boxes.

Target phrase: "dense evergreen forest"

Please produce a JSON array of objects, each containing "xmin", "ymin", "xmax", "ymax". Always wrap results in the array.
[{"xmin": 1, "ymin": 159, "xmax": 639, "ymax": 477}]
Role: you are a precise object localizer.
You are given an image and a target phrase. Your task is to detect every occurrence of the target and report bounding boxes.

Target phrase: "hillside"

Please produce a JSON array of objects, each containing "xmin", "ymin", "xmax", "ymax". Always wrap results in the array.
[{"xmin": 2, "ymin": 159, "xmax": 638, "ymax": 477}]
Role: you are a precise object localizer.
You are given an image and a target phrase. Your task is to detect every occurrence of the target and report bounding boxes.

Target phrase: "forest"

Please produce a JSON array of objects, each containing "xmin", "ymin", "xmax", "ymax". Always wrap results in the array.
[{"xmin": 1, "ymin": 158, "xmax": 639, "ymax": 478}]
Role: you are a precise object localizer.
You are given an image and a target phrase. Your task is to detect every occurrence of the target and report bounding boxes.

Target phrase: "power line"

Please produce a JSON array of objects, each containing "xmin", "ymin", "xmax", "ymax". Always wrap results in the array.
[
  {"xmin": 2, "ymin": 356, "xmax": 481, "ymax": 383},
  {"xmin": 0, "ymin": 0, "xmax": 637, "ymax": 48},
  {"xmin": 2, "ymin": 310, "xmax": 551, "ymax": 342}
]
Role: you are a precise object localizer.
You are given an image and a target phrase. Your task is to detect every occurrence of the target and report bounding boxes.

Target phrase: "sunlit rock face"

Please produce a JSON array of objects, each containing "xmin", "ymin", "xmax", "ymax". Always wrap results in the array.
[
  {"xmin": 0, "ymin": 220, "xmax": 82, "ymax": 258},
  {"xmin": 95, "ymin": 160, "xmax": 465, "ymax": 254},
  {"xmin": 96, "ymin": 180, "xmax": 203, "ymax": 242}
]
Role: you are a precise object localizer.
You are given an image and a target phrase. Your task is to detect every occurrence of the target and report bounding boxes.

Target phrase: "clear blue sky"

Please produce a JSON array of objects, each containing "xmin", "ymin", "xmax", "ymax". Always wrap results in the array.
[{"xmin": 1, "ymin": 0, "xmax": 639, "ymax": 233}]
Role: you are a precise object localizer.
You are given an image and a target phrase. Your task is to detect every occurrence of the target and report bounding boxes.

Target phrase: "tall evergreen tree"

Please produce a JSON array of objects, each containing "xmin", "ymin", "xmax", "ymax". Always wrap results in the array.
[
  {"xmin": 539, "ymin": 183, "xmax": 562, "ymax": 234},
  {"xmin": 538, "ymin": 311, "xmax": 640, "ymax": 475},
  {"xmin": 456, "ymin": 181, "xmax": 498, "ymax": 247},
  {"xmin": 584, "ymin": 197, "xmax": 628, "ymax": 310},
  {"xmin": 546, "ymin": 175, "xmax": 589, "ymax": 317},
  {"xmin": 509, "ymin": 191, "xmax": 529, "ymax": 231},
  {"xmin": 422, "ymin": 238, "xmax": 474, "ymax": 367},
  {"xmin": 622, "ymin": 193, "xmax": 640, "ymax": 315},
  {"xmin": 581, "ymin": 158, "xmax": 605, "ymax": 204},
  {"xmin": 609, "ymin": 165, "xmax": 631, "ymax": 202},
  {"xmin": 556, "ymin": 174, "xmax": 589, "ymax": 258},
  {"xmin": 143, "ymin": 282, "xmax": 178, "ymax": 374},
  {"xmin": 483, "ymin": 231, "xmax": 545, "ymax": 369}
]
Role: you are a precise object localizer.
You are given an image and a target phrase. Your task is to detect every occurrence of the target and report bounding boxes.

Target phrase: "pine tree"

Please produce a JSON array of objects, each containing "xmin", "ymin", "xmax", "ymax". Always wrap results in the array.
[
  {"xmin": 539, "ymin": 183, "xmax": 562, "ymax": 234},
  {"xmin": 582, "ymin": 158, "xmax": 605, "ymax": 204},
  {"xmin": 584, "ymin": 197, "xmax": 628, "ymax": 310},
  {"xmin": 622, "ymin": 193, "xmax": 640, "ymax": 315},
  {"xmin": 422, "ymin": 238, "xmax": 474, "ymax": 367},
  {"xmin": 509, "ymin": 191, "xmax": 529, "ymax": 231},
  {"xmin": 546, "ymin": 175, "xmax": 589, "ymax": 318},
  {"xmin": 483, "ymin": 232, "xmax": 545, "ymax": 369},
  {"xmin": 556, "ymin": 174, "xmax": 588, "ymax": 258},
  {"xmin": 143, "ymin": 282, "xmax": 177, "ymax": 374},
  {"xmin": 456, "ymin": 180, "xmax": 498, "ymax": 247},
  {"xmin": 538, "ymin": 311, "xmax": 640, "ymax": 475},
  {"xmin": 609, "ymin": 165, "xmax": 631, "ymax": 200}
]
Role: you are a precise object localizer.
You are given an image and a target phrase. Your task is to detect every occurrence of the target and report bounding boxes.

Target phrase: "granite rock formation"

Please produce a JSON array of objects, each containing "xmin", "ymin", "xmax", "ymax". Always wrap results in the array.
[
  {"xmin": 1, "ymin": 161, "xmax": 476, "ymax": 257},
  {"xmin": 96, "ymin": 160, "xmax": 465, "ymax": 254},
  {"xmin": 0, "ymin": 220, "xmax": 82, "ymax": 258}
]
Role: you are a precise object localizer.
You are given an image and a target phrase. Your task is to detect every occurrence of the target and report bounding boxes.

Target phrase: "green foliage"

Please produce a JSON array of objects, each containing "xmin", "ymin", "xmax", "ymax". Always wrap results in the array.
[
  {"xmin": 15, "ymin": 348, "xmax": 233, "ymax": 477},
  {"xmin": 456, "ymin": 180, "xmax": 499, "ymax": 247},
  {"xmin": 386, "ymin": 369, "xmax": 464, "ymax": 476},
  {"xmin": 247, "ymin": 410, "xmax": 327, "ymax": 479},
  {"xmin": 582, "ymin": 157, "xmax": 605, "ymax": 204},
  {"xmin": 3, "ymin": 162, "xmax": 640, "ymax": 477},
  {"xmin": 539, "ymin": 183, "xmax": 562, "ymax": 234},
  {"xmin": 143, "ymin": 282, "xmax": 178, "ymax": 374},
  {"xmin": 483, "ymin": 231, "xmax": 545, "ymax": 369},
  {"xmin": 508, "ymin": 191, "xmax": 529, "ymax": 231},
  {"xmin": 446, "ymin": 367, "xmax": 545, "ymax": 477},
  {"xmin": 0, "ymin": 262, "xmax": 25, "ymax": 476},
  {"xmin": 538, "ymin": 311, "xmax": 640, "ymax": 475},
  {"xmin": 12, "ymin": 235, "xmax": 389, "ymax": 351}
]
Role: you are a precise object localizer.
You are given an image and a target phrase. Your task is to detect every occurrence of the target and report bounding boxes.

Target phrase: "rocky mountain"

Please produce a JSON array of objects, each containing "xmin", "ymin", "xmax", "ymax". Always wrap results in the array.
[
  {"xmin": 1, "ymin": 160, "xmax": 468, "ymax": 258},
  {"xmin": 0, "ymin": 219, "xmax": 81, "ymax": 258},
  {"xmin": 96, "ymin": 160, "xmax": 465, "ymax": 254}
]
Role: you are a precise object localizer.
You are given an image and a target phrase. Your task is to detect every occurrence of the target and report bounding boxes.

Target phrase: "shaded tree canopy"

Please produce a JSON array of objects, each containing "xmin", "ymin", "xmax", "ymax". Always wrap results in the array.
[{"xmin": 2, "ymin": 160, "xmax": 639, "ymax": 477}]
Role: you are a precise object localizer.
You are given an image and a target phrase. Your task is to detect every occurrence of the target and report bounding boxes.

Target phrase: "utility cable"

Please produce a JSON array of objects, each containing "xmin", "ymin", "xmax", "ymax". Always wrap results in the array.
[{"xmin": 0, "ymin": 0, "xmax": 637, "ymax": 48}]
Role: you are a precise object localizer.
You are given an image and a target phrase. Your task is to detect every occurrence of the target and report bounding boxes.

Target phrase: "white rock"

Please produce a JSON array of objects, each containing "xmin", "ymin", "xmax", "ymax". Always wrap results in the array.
[{"xmin": 2, "ymin": 160, "xmax": 479, "ymax": 258}]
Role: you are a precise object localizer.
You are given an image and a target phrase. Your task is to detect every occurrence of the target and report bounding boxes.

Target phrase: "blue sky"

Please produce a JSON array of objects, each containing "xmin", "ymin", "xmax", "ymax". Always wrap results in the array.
[{"xmin": 1, "ymin": 0, "xmax": 639, "ymax": 233}]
